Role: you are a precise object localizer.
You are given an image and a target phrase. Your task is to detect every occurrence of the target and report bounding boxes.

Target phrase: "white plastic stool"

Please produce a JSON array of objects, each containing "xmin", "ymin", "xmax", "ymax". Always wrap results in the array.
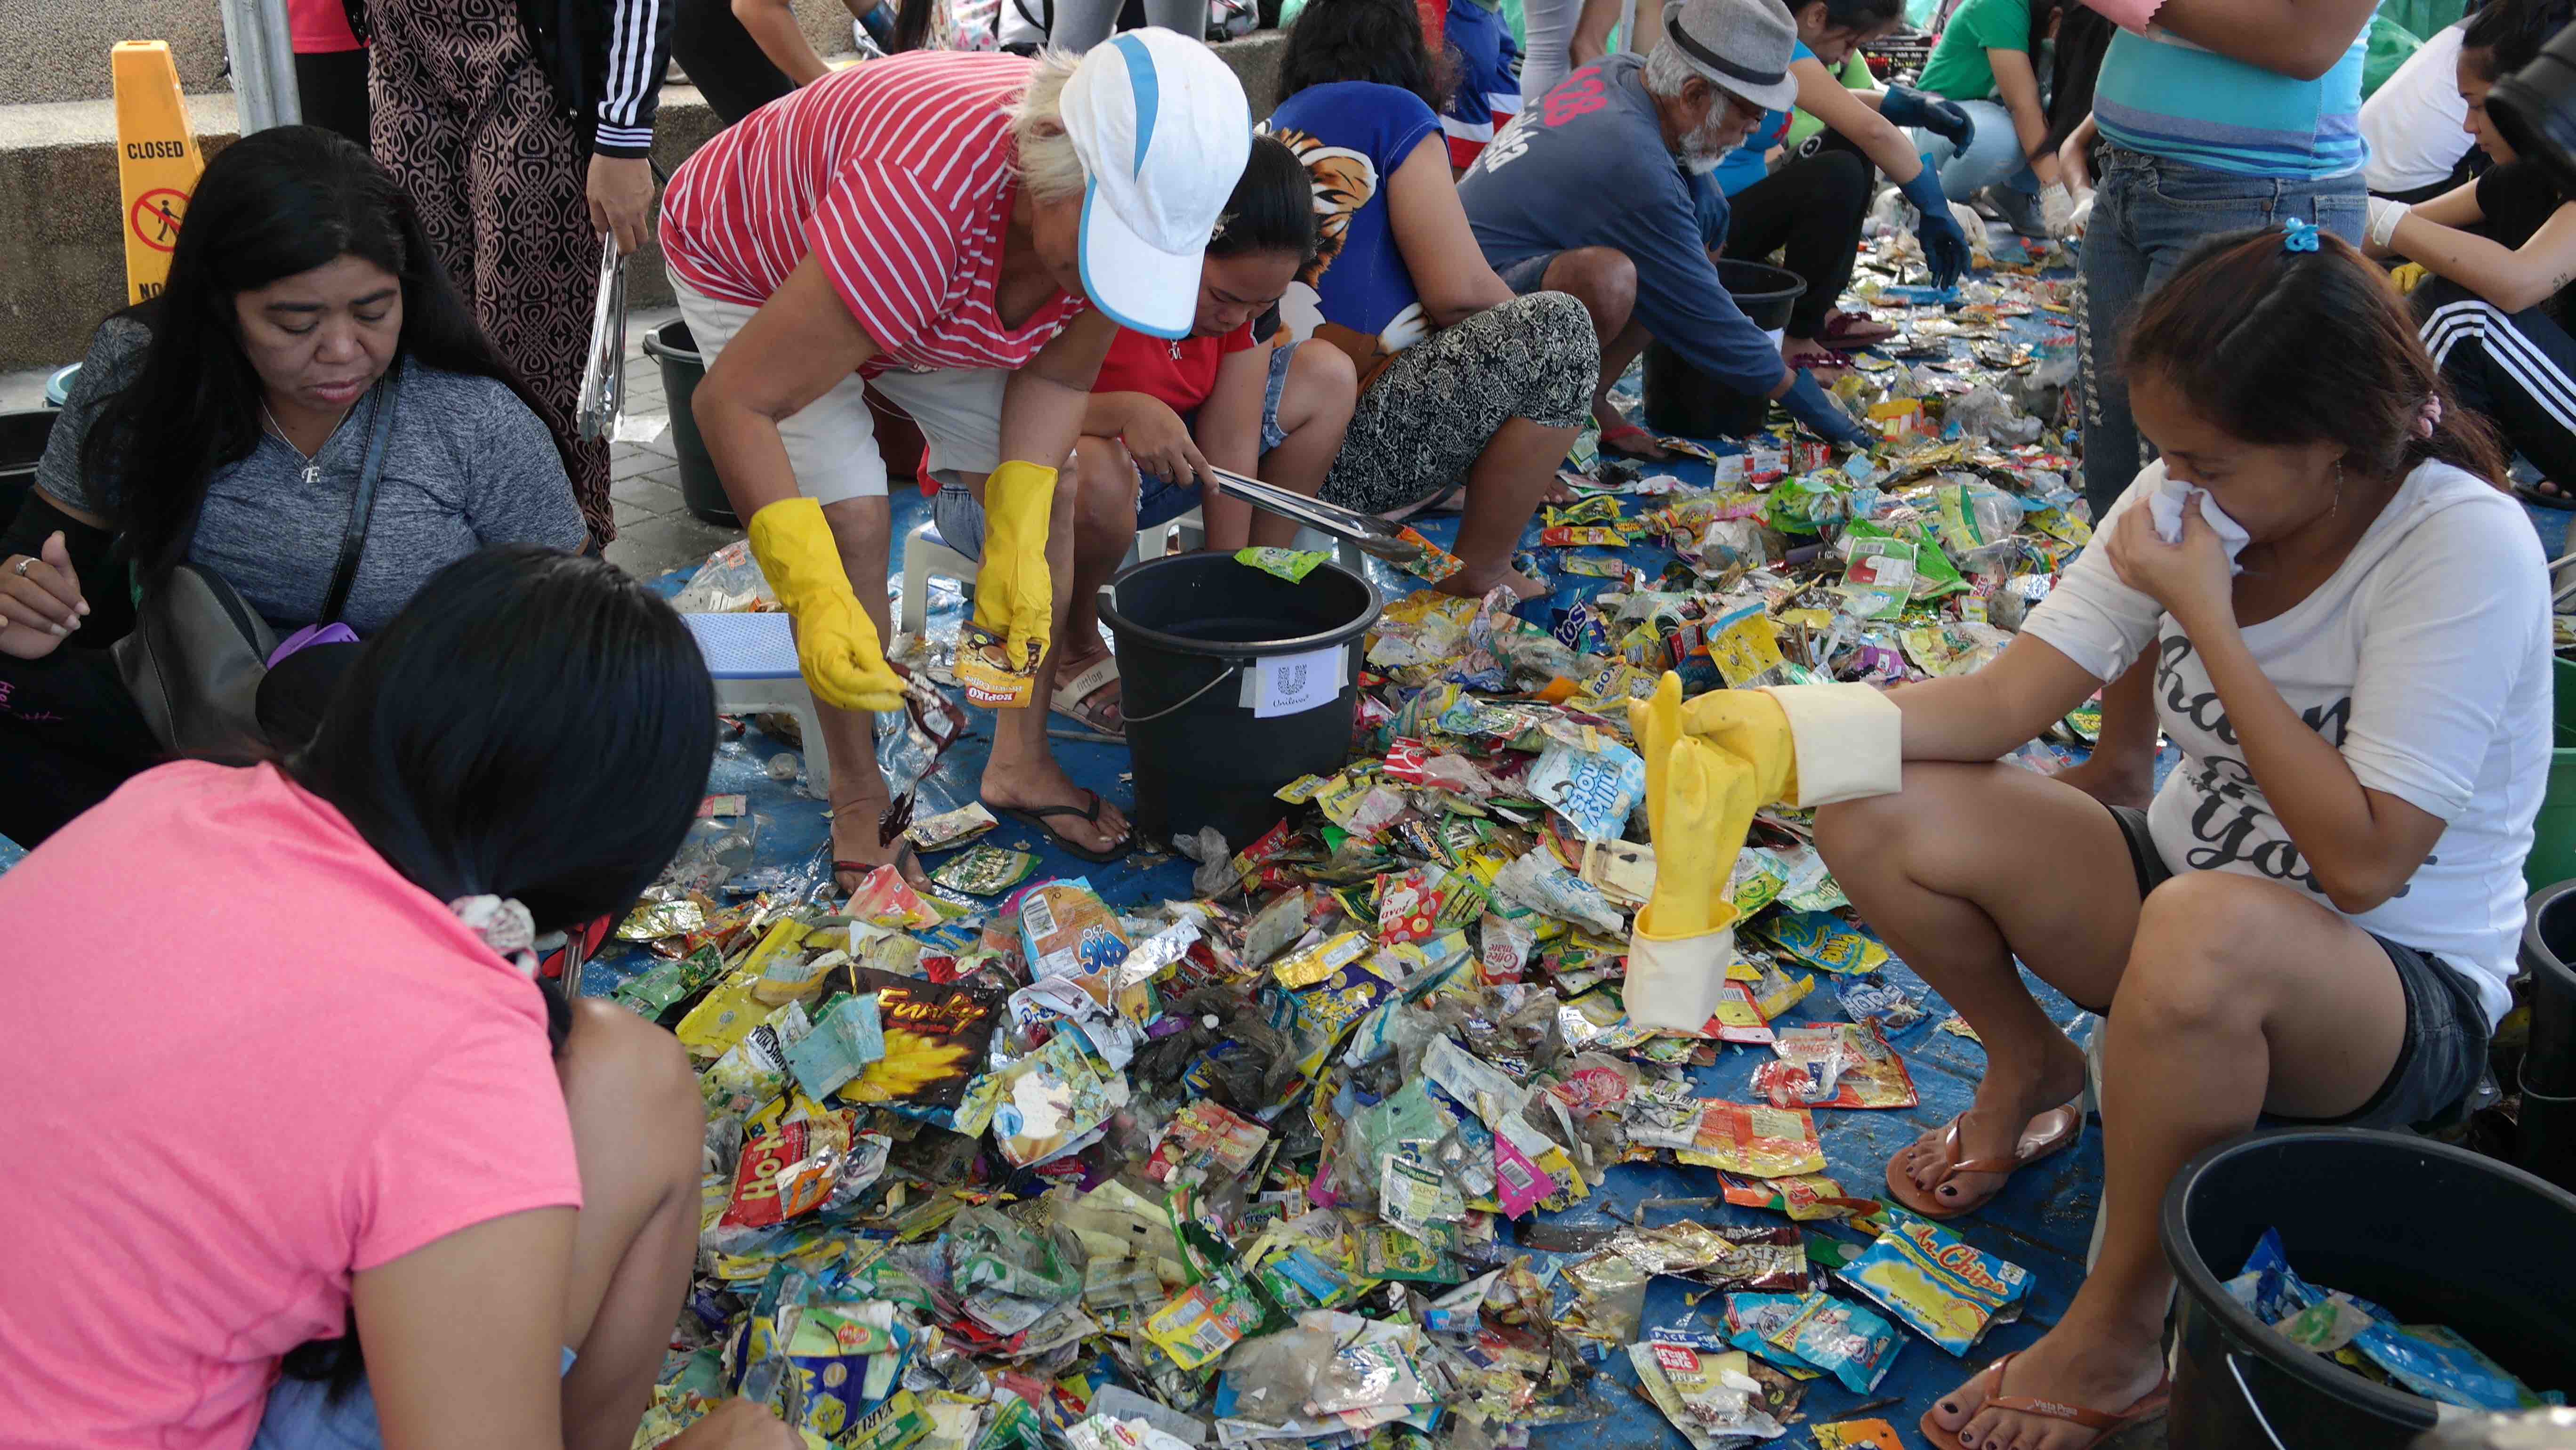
[
  {"xmin": 898, "ymin": 521, "xmax": 980, "ymax": 637},
  {"xmin": 684, "ymin": 612, "xmax": 831, "ymax": 798},
  {"xmin": 896, "ymin": 509, "xmax": 1208, "ymax": 638}
]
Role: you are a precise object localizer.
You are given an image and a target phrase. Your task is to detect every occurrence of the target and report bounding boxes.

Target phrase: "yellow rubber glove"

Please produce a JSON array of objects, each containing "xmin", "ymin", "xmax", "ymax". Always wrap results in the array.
[
  {"xmin": 1678, "ymin": 685, "xmax": 1798, "ymax": 806},
  {"xmin": 1629, "ymin": 670, "xmax": 1682, "ymax": 849},
  {"xmin": 1647, "ymin": 737, "xmax": 1753, "ymax": 936},
  {"xmin": 745, "ymin": 498, "xmax": 906, "ymax": 714},
  {"xmin": 958, "ymin": 460, "xmax": 1058, "ymax": 709}
]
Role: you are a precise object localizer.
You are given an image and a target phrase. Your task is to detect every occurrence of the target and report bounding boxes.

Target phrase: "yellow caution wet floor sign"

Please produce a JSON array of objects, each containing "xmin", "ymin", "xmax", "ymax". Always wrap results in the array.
[{"xmin": 112, "ymin": 41, "xmax": 203, "ymax": 303}]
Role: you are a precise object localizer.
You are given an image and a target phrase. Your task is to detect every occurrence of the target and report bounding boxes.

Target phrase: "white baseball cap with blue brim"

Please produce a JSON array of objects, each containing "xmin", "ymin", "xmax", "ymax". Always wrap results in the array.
[{"xmin": 1060, "ymin": 30, "xmax": 1253, "ymax": 340}]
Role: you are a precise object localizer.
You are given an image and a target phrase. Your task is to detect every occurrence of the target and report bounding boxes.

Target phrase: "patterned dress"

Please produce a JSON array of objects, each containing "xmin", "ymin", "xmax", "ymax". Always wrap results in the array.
[{"xmin": 364, "ymin": 0, "xmax": 615, "ymax": 545}]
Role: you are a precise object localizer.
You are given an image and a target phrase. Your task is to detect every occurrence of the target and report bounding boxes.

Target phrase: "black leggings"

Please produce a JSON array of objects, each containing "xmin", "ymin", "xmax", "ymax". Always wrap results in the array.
[
  {"xmin": 1724, "ymin": 148, "xmax": 1874, "ymax": 341},
  {"xmin": 670, "ymin": 0, "xmax": 795, "ymax": 126},
  {"xmin": 0, "ymin": 637, "xmax": 358, "ymax": 847},
  {"xmin": 0, "ymin": 645, "xmax": 163, "ymax": 847},
  {"xmin": 2418, "ymin": 276, "xmax": 2576, "ymax": 483},
  {"xmin": 292, "ymin": 49, "xmax": 373, "ymax": 153}
]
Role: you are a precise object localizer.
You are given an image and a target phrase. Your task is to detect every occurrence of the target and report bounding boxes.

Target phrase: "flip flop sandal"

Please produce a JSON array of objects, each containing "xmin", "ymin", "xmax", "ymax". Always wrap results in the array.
[
  {"xmin": 835, "ymin": 841, "xmax": 925, "ymax": 893},
  {"xmin": 1821, "ymin": 311, "xmax": 1898, "ymax": 346},
  {"xmin": 1598, "ymin": 424, "xmax": 1671, "ymax": 460},
  {"xmin": 997, "ymin": 788, "xmax": 1132, "ymax": 864},
  {"xmin": 2516, "ymin": 480, "xmax": 2576, "ymax": 511},
  {"xmin": 1883, "ymin": 1102, "xmax": 2085, "ymax": 1220},
  {"xmin": 1918, "ymin": 1352, "xmax": 2171, "ymax": 1450},
  {"xmin": 1048, "ymin": 653, "xmax": 1124, "ymax": 742}
]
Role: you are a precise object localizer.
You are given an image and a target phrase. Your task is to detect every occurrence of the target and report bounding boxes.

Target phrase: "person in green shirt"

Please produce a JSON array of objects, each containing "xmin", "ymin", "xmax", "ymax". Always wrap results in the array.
[{"xmin": 1914, "ymin": 0, "xmax": 2077, "ymax": 235}]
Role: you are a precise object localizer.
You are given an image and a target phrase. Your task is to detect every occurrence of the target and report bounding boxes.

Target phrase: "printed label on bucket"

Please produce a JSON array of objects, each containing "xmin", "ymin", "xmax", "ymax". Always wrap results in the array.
[{"xmin": 1241, "ymin": 645, "xmax": 1345, "ymax": 719}]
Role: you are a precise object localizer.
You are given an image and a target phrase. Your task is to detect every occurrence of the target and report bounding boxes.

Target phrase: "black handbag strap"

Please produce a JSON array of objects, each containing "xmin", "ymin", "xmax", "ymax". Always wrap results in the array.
[{"xmin": 319, "ymin": 364, "xmax": 400, "ymax": 626}]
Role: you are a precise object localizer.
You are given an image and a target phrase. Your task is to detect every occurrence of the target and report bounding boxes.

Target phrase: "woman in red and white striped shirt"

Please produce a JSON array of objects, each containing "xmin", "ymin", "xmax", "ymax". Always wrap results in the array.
[{"xmin": 661, "ymin": 32, "xmax": 1249, "ymax": 873}]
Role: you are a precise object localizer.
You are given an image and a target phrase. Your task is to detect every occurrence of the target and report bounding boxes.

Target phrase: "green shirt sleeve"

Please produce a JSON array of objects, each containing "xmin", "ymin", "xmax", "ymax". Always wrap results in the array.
[{"xmin": 1916, "ymin": 0, "xmax": 2032, "ymax": 101}]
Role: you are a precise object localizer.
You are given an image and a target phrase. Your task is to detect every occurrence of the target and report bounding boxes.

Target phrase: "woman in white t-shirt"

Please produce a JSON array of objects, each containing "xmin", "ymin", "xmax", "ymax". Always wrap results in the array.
[
  {"xmin": 1815, "ymin": 226, "xmax": 2548, "ymax": 1450},
  {"xmin": 2360, "ymin": 21, "xmax": 2473, "ymax": 202}
]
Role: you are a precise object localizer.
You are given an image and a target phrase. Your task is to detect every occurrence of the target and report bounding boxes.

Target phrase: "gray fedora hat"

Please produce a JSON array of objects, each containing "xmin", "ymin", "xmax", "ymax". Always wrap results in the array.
[{"xmin": 1660, "ymin": 0, "xmax": 1802, "ymax": 114}]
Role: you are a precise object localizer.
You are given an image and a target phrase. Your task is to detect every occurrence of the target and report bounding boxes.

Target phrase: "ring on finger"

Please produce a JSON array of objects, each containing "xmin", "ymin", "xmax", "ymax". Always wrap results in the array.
[{"xmin": 11, "ymin": 557, "xmax": 29, "ymax": 577}]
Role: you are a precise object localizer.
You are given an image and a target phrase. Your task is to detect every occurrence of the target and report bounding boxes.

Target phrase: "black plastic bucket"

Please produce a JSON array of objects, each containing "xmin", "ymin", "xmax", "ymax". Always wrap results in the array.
[
  {"xmin": 639, "ymin": 320, "xmax": 739, "ymax": 528},
  {"xmin": 2163, "ymin": 1128, "xmax": 2576, "ymax": 1448},
  {"xmin": 1642, "ymin": 260, "xmax": 1809, "ymax": 439},
  {"xmin": 0, "ymin": 408, "xmax": 59, "ymax": 528},
  {"xmin": 2522, "ymin": 879, "xmax": 2576, "ymax": 1192},
  {"xmin": 1098, "ymin": 551, "xmax": 1381, "ymax": 851}
]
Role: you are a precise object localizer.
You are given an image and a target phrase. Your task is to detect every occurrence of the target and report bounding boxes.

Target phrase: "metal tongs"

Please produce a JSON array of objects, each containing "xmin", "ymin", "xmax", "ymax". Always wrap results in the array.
[
  {"xmin": 1203, "ymin": 464, "xmax": 1428, "ymax": 567},
  {"xmin": 574, "ymin": 231, "xmax": 627, "ymax": 442}
]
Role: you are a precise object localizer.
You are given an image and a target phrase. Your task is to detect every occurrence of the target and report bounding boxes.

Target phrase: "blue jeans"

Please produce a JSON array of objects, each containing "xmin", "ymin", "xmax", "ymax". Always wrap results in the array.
[
  {"xmin": 1914, "ymin": 100, "xmax": 2038, "ymax": 199},
  {"xmin": 252, "ymin": 1347, "xmax": 579, "ymax": 1449},
  {"xmin": 2078, "ymin": 148, "xmax": 2366, "ymax": 516}
]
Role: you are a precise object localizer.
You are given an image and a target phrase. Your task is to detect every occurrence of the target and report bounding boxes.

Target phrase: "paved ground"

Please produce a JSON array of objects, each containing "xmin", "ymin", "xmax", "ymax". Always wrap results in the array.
[
  {"xmin": 0, "ymin": 301, "xmax": 749, "ymax": 584},
  {"xmin": 600, "ymin": 303, "xmax": 749, "ymax": 580}
]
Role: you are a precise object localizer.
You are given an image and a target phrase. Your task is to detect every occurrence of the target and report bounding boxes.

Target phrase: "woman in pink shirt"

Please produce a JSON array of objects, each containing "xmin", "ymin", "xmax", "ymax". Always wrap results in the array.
[{"xmin": 0, "ymin": 548, "xmax": 788, "ymax": 1450}]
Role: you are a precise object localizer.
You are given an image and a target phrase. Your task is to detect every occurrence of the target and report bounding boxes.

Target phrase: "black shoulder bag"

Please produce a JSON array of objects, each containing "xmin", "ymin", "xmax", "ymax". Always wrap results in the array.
[{"xmin": 114, "ymin": 366, "xmax": 399, "ymax": 758}]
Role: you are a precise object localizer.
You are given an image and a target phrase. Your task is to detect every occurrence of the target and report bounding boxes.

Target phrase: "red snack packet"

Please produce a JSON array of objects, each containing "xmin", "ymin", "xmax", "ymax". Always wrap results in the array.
[
  {"xmin": 1376, "ymin": 867, "xmax": 1447, "ymax": 945},
  {"xmin": 718, "ymin": 1110, "xmax": 857, "ymax": 1230}
]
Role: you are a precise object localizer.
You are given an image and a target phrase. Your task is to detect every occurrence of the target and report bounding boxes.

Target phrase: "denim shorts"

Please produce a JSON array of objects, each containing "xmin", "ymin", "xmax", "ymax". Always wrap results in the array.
[
  {"xmin": 933, "ymin": 340, "xmax": 1302, "ymax": 561},
  {"xmin": 1497, "ymin": 252, "xmax": 1558, "ymax": 297},
  {"xmin": 2107, "ymin": 804, "xmax": 2490, "ymax": 1132}
]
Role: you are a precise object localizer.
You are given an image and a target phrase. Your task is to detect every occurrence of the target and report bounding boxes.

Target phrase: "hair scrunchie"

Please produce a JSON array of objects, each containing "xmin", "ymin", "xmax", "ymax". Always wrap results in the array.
[{"xmin": 450, "ymin": 894, "xmax": 541, "ymax": 977}]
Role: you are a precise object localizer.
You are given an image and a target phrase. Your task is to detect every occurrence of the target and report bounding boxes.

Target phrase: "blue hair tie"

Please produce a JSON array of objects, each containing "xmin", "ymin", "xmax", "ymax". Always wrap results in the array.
[{"xmin": 2282, "ymin": 218, "xmax": 2320, "ymax": 253}]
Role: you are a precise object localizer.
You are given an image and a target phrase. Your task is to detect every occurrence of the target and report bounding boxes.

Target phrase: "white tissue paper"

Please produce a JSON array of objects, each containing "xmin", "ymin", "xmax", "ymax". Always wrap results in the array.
[{"xmin": 2145, "ymin": 475, "xmax": 2253, "ymax": 573}]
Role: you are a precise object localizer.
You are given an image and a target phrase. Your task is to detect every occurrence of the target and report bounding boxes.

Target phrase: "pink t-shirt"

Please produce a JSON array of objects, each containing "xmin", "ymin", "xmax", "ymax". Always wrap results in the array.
[{"xmin": 0, "ymin": 762, "xmax": 582, "ymax": 1450}]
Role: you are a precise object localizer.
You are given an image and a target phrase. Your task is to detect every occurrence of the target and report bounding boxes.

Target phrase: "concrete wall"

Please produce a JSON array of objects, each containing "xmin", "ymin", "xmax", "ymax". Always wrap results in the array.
[{"xmin": 0, "ymin": 28, "xmax": 1289, "ymax": 371}]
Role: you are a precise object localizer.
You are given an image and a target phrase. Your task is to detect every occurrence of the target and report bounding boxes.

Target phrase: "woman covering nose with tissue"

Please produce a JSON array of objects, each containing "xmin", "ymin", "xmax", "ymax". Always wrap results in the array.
[{"xmin": 1630, "ymin": 224, "xmax": 2550, "ymax": 1450}]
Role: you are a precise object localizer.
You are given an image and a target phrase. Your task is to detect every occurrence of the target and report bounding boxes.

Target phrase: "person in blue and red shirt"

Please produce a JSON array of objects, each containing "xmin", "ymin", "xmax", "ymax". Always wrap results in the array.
[
  {"xmin": 1441, "ymin": 0, "xmax": 1525, "ymax": 171},
  {"xmin": 1268, "ymin": 0, "xmax": 1600, "ymax": 603}
]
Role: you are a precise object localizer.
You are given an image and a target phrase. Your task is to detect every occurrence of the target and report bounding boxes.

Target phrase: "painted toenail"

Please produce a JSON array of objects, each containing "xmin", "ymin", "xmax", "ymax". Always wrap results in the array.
[{"xmin": 1941, "ymin": 1402, "xmax": 1957, "ymax": 1413}]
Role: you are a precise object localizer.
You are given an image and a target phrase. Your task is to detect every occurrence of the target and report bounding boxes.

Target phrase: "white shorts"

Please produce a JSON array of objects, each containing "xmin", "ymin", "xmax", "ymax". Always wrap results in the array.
[{"xmin": 671, "ymin": 273, "xmax": 1008, "ymax": 505}]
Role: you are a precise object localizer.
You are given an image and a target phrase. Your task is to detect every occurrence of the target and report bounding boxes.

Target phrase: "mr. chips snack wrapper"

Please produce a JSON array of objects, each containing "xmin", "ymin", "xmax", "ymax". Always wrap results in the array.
[{"xmin": 1836, "ymin": 1210, "xmax": 2030, "ymax": 1354}]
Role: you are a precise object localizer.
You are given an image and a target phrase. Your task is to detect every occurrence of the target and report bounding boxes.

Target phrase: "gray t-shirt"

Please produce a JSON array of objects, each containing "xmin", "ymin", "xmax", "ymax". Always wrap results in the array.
[{"xmin": 39, "ymin": 316, "xmax": 587, "ymax": 635}]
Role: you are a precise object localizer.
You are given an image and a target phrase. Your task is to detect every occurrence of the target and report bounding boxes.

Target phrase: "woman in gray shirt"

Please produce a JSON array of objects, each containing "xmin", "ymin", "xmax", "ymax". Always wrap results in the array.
[{"xmin": 0, "ymin": 125, "xmax": 585, "ymax": 845}]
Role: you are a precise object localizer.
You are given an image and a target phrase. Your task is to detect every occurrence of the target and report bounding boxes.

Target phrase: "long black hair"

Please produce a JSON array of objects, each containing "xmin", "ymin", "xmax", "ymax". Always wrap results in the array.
[
  {"xmin": 1279, "ymin": 0, "xmax": 1455, "ymax": 112},
  {"xmin": 1809, "ymin": 0, "xmax": 1903, "ymax": 30},
  {"xmin": 81, "ymin": 125, "xmax": 571, "ymax": 585},
  {"xmin": 278, "ymin": 544, "xmax": 715, "ymax": 1397},
  {"xmin": 1211, "ymin": 135, "xmax": 1319, "ymax": 267},
  {"xmin": 290, "ymin": 546, "xmax": 716, "ymax": 958},
  {"xmin": 2463, "ymin": 0, "xmax": 2576, "ymax": 81},
  {"xmin": 2043, "ymin": 4, "xmax": 2115, "ymax": 164},
  {"xmin": 2125, "ymin": 226, "xmax": 2508, "ymax": 488}
]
